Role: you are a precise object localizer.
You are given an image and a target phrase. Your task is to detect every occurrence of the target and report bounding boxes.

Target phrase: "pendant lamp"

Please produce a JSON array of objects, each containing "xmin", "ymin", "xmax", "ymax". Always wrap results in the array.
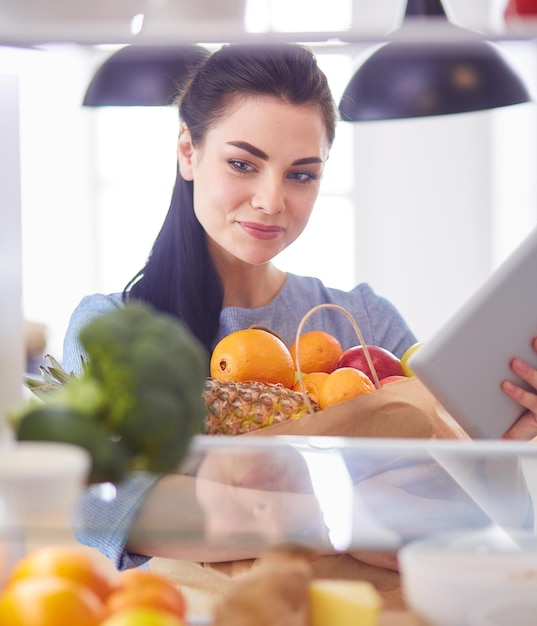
[
  {"xmin": 83, "ymin": 44, "xmax": 209, "ymax": 106},
  {"xmin": 339, "ymin": 0, "xmax": 532, "ymax": 121}
]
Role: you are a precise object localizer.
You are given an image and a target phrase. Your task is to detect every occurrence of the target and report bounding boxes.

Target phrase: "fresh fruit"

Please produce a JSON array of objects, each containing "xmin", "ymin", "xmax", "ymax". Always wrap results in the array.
[
  {"xmin": 100, "ymin": 606, "xmax": 185, "ymax": 626},
  {"xmin": 293, "ymin": 372, "xmax": 329, "ymax": 405},
  {"xmin": 318, "ymin": 367, "xmax": 375, "ymax": 409},
  {"xmin": 505, "ymin": 0, "xmax": 537, "ymax": 17},
  {"xmin": 336, "ymin": 345, "xmax": 404, "ymax": 384},
  {"xmin": 0, "ymin": 576, "xmax": 106, "ymax": 626},
  {"xmin": 7, "ymin": 545, "xmax": 112, "ymax": 603},
  {"xmin": 203, "ymin": 378, "xmax": 317, "ymax": 435},
  {"xmin": 309, "ymin": 579, "xmax": 382, "ymax": 626},
  {"xmin": 379, "ymin": 375, "xmax": 407, "ymax": 387},
  {"xmin": 289, "ymin": 330, "xmax": 343, "ymax": 374},
  {"xmin": 210, "ymin": 328, "xmax": 295, "ymax": 388},
  {"xmin": 106, "ymin": 570, "xmax": 186, "ymax": 620},
  {"xmin": 400, "ymin": 342, "xmax": 423, "ymax": 377}
]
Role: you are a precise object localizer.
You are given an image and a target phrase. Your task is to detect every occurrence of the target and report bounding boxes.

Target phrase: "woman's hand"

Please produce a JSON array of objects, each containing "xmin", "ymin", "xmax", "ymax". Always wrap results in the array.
[{"xmin": 501, "ymin": 337, "xmax": 537, "ymax": 440}]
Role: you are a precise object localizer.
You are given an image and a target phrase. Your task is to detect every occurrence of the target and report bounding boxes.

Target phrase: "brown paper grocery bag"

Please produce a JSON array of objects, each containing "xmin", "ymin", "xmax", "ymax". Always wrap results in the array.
[
  {"xmin": 152, "ymin": 377, "xmax": 470, "ymax": 617},
  {"xmin": 244, "ymin": 375, "xmax": 470, "ymax": 441}
]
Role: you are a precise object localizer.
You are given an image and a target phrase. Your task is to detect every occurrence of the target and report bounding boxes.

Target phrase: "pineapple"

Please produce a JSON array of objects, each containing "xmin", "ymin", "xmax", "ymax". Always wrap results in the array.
[
  {"xmin": 203, "ymin": 378, "xmax": 318, "ymax": 435},
  {"xmin": 25, "ymin": 358, "xmax": 318, "ymax": 437}
]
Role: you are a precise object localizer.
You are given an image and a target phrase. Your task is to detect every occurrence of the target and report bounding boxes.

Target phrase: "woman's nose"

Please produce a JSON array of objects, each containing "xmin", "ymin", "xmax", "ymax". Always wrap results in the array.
[{"xmin": 251, "ymin": 174, "xmax": 285, "ymax": 215}]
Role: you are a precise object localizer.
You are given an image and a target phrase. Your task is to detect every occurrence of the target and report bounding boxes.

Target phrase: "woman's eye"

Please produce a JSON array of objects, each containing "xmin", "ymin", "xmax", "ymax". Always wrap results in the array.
[
  {"xmin": 229, "ymin": 160, "xmax": 255, "ymax": 173},
  {"xmin": 289, "ymin": 171, "xmax": 318, "ymax": 183}
]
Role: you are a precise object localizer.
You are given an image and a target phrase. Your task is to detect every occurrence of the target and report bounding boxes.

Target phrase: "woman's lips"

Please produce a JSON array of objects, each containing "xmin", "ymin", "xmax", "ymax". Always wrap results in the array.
[{"xmin": 238, "ymin": 221, "xmax": 284, "ymax": 240}]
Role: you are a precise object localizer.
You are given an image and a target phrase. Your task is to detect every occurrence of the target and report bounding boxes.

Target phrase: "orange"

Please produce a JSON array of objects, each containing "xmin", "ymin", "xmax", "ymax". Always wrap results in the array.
[
  {"xmin": 293, "ymin": 371, "xmax": 330, "ymax": 405},
  {"xmin": 106, "ymin": 570, "xmax": 186, "ymax": 619},
  {"xmin": 210, "ymin": 328, "xmax": 295, "ymax": 388},
  {"xmin": 0, "ymin": 576, "xmax": 105, "ymax": 626},
  {"xmin": 289, "ymin": 330, "xmax": 343, "ymax": 374},
  {"xmin": 8, "ymin": 545, "xmax": 113, "ymax": 602},
  {"xmin": 100, "ymin": 606, "xmax": 185, "ymax": 626},
  {"xmin": 318, "ymin": 367, "xmax": 376, "ymax": 409}
]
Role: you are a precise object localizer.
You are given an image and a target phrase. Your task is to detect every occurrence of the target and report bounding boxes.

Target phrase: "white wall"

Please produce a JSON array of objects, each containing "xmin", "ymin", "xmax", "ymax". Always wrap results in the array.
[
  {"xmin": 2, "ymin": 0, "xmax": 537, "ymax": 361},
  {"xmin": 343, "ymin": 0, "xmax": 537, "ymax": 341},
  {"xmin": 0, "ymin": 75, "xmax": 23, "ymax": 433},
  {"xmin": 0, "ymin": 46, "xmax": 101, "ymax": 359},
  {"xmin": 349, "ymin": 91, "xmax": 537, "ymax": 342}
]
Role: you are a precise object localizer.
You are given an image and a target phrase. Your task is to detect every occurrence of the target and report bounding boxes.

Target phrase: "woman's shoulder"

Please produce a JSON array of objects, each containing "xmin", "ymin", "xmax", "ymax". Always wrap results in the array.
[
  {"xmin": 73, "ymin": 293, "xmax": 124, "ymax": 315},
  {"xmin": 69, "ymin": 293, "xmax": 124, "ymax": 325},
  {"xmin": 63, "ymin": 293, "xmax": 123, "ymax": 374}
]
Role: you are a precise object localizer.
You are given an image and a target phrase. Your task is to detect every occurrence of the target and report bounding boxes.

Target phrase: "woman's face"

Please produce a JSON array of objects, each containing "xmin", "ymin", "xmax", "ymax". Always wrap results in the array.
[{"xmin": 178, "ymin": 96, "xmax": 330, "ymax": 267}]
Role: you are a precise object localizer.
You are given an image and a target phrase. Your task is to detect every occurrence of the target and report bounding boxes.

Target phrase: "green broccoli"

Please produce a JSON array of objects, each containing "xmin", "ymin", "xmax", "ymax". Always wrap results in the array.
[{"xmin": 15, "ymin": 301, "xmax": 209, "ymax": 483}]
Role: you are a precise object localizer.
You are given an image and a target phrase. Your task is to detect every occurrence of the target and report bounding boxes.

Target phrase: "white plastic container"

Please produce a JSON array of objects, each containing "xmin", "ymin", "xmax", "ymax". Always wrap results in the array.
[
  {"xmin": 399, "ymin": 527, "xmax": 537, "ymax": 626},
  {"xmin": 0, "ymin": 441, "xmax": 90, "ymax": 588},
  {"xmin": 468, "ymin": 597, "xmax": 537, "ymax": 626}
]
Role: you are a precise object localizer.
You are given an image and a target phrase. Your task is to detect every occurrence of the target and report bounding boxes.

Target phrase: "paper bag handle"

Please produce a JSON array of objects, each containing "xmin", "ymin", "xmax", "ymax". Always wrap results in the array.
[{"xmin": 294, "ymin": 303, "xmax": 381, "ymax": 415}]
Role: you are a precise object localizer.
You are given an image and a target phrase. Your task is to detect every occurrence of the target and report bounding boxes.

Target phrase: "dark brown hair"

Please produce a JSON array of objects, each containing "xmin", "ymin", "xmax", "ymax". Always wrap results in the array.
[{"xmin": 125, "ymin": 43, "xmax": 338, "ymax": 353}]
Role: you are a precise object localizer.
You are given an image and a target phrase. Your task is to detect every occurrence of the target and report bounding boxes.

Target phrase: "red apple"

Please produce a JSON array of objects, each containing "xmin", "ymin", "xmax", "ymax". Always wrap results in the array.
[
  {"xmin": 379, "ymin": 375, "xmax": 407, "ymax": 387},
  {"xmin": 505, "ymin": 0, "xmax": 537, "ymax": 17},
  {"xmin": 335, "ymin": 345, "xmax": 405, "ymax": 383}
]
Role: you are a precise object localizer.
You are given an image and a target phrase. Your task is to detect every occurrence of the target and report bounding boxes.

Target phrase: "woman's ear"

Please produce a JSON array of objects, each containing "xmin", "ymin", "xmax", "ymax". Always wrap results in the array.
[{"xmin": 178, "ymin": 127, "xmax": 195, "ymax": 181}]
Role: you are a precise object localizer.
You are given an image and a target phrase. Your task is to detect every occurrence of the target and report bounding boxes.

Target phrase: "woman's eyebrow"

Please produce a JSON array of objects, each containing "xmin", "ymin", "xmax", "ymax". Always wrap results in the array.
[
  {"xmin": 227, "ymin": 141, "xmax": 324, "ymax": 166},
  {"xmin": 227, "ymin": 141, "xmax": 267, "ymax": 160},
  {"xmin": 292, "ymin": 156, "xmax": 324, "ymax": 166}
]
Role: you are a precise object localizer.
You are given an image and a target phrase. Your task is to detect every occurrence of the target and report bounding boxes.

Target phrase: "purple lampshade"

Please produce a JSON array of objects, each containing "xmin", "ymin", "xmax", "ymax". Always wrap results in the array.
[
  {"xmin": 83, "ymin": 44, "xmax": 209, "ymax": 106},
  {"xmin": 339, "ymin": 0, "xmax": 532, "ymax": 121}
]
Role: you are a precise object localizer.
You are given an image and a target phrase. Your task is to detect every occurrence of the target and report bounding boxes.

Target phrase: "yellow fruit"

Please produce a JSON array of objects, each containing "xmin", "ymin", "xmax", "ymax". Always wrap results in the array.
[
  {"xmin": 0, "ymin": 576, "xmax": 105, "ymax": 626},
  {"xmin": 293, "ymin": 372, "xmax": 329, "ymax": 405},
  {"xmin": 203, "ymin": 378, "xmax": 314, "ymax": 434},
  {"xmin": 309, "ymin": 579, "xmax": 382, "ymax": 626},
  {"xmin": 106, "ymin": 570, "xmax": 186, "ymax": 619},
  {"xmin": 400, "ymin": 342, "xmax": 423, "ymax": 377},
  {"xmin": 318, "ymin": 367, "xmax": 375, "ymax": 409},
  {"xmin": 210, "ymin": 328, "xmax": 295, "ymax": 389},
  {"xmin": 100, "ymin": 606, "xmax": 185, "ymax": 626},
  {"xmin": 8, "ymin": 545, "xmax": 112, "ymax": 602},
  {"xmin": 289, "ymin": 330, "xmax": 343, "ymax": 374}
]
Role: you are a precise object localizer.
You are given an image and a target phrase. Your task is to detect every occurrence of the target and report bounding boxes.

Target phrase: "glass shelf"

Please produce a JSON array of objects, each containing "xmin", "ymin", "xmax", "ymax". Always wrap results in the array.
[
  {"xmin": 66, "ymin": 435, "xmax": 537, "ymax": 557},
  {"xmin": 0, "ymin": 7, "xmax": 537, "ymax": 47}
]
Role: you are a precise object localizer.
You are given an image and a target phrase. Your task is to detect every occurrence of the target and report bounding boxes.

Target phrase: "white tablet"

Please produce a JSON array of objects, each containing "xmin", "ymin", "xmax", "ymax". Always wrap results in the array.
[{"xmin": 409, "ymin": 224, "xmax": 537, "ymax": 439}]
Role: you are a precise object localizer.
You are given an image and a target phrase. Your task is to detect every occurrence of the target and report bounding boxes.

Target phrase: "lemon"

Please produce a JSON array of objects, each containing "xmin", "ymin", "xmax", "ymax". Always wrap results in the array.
[{"xmin": 400, "ymin": 342, "xmax": 423, "ymax": 377}]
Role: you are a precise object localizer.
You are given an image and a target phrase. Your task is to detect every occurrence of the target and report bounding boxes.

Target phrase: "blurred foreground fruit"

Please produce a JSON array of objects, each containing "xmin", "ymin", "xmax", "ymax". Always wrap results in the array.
[
  {"xmin": 8, "ymin": 545, "xmax": 112, "ymax": 602},
  {"xmin": 0, "ymin": 576, "xmax": 106, "ymax": 626},
  {"xmin": 210, "ymin": 328, "xmax": 295, "ymax": 388},
  {"xmin": 309, "ymin": 579, "xmax": 382, "ymax": 626},
  {"xmin": 106, "ymin": 570, "xmax": 186, "ymax": 620},
  {"xmin": 318, "ymin": 367, "xmax": 375, "ymax": 409},
  {"xmin": 289, "ymin": 330, "xmax": 343, "ymax": 374},
  {"xmin": 100, "ymin": 606, "xmax": 185, "ymax": 626}
]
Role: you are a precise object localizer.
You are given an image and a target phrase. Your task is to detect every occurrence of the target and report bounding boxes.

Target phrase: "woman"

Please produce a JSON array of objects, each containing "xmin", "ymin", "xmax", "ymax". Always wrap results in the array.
[
  {"xmin": 501, "ymin": 346, "xmax": 537, "ymax": 440},
  {"xmin": 64, "ymin": 43, "xmax": 537, "ymax": 616}
]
